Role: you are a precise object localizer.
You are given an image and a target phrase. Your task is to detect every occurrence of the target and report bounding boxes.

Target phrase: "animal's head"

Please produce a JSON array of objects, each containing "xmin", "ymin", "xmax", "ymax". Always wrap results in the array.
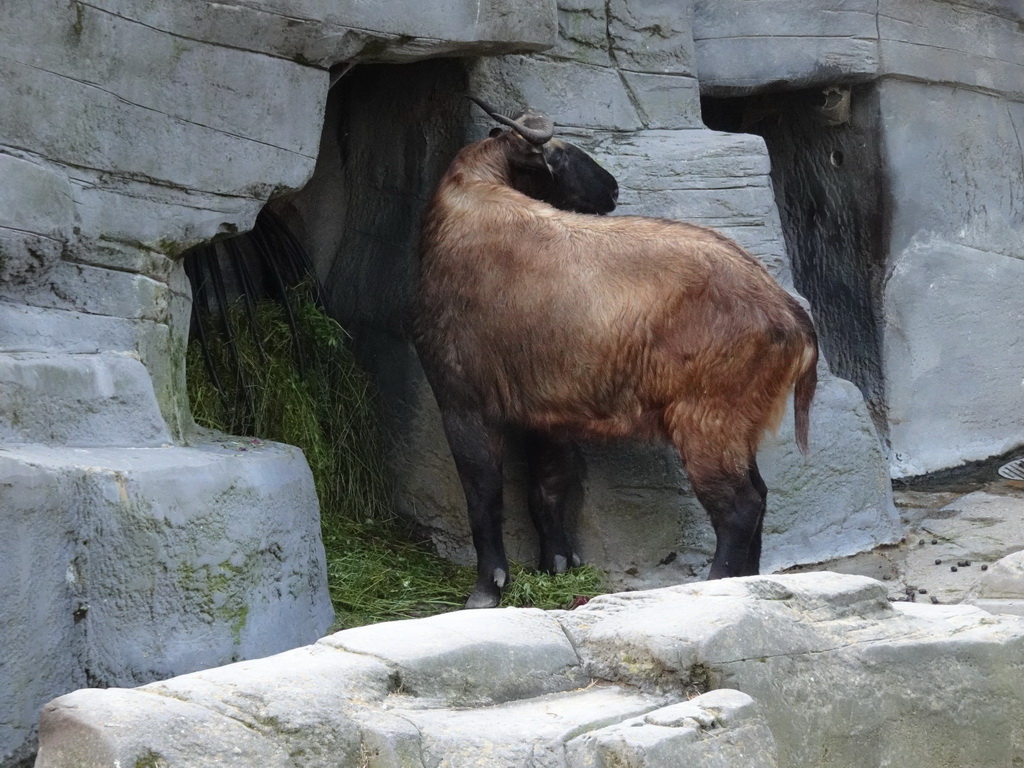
[{"xmin": 470, "ymin": 97, "xmax": 618, "ymax": 215}]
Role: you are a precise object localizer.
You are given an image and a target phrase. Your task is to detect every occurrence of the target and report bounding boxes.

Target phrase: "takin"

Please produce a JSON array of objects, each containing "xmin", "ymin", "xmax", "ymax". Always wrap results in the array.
[{"xmin": 413, "ymin": 98, "xmax": 818, "ymax": 609}]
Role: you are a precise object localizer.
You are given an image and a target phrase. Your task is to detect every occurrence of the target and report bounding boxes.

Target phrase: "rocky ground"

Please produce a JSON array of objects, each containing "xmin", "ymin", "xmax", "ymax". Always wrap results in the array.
[{"xmin": 787, "ymin": 463, "xmax": 1024, "ymax": 609}]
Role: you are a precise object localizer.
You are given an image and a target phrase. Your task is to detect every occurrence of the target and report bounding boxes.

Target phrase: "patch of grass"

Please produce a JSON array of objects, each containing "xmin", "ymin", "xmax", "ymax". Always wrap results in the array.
[
  {"xmin": 187, "ymin": 293, "xmax": 389, "ymax": 526},
  {"xmin": 324, "ymin": 519, "xmax": 472, "ymax": 627},
  {"xmin": 186, "ymin": 291, "xmax": 607, "ymax": 629},
  {"xmin": 504, "ymin": 563, "xmax": 605, "ymax": 610}
]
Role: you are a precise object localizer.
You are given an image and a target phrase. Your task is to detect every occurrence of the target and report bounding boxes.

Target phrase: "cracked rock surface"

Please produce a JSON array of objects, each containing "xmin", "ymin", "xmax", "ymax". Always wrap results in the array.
[{"xmin": 35, "ymin": 571, "xmax": 1024, "ymax": 767}]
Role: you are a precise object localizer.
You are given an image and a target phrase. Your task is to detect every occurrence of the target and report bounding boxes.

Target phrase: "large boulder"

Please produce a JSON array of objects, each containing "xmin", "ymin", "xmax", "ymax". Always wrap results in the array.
[
  {"xmin": 879, "ymin": 80, "xmax": 1024, "ymax": 476},
  {"xmin": 33, "ymin": 572, "xmax": 1024, "ymax": 767}
]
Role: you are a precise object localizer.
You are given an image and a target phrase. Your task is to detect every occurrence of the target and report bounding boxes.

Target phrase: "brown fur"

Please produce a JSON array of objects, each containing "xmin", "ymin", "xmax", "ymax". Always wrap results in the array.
[{"xmin": 416, "ymin": 132, "xmax": 819, "ymax": 488}]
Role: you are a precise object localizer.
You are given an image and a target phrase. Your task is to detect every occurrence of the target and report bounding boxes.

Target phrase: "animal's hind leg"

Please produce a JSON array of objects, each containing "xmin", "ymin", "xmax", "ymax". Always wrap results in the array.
[
  {"xmin": 671, "ymin": 428, "xmax": 770, "ymax": 577},
  {"xmin": 687, "ymin": 461, "xmax": 765, "ymax": 580},
  {"xmin": 743, "ymin": 460, "xmax": 769, "ymax": 576},
  {"xmin": 439, "ymin": 408, "xmax": 509, "ymax": 609},
  {"xmin": 525, "ymin": 431, "xmax": 582, "ymax": 574},
  {"xmin": 670, "ymin": 410, "xmax": 764, "ymax": 579}
]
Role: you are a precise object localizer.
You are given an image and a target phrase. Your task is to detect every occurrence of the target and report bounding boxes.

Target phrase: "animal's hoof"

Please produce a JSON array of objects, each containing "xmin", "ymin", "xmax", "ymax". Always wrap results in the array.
[
  {"xmin": 464, "ymin": 591, "xmax": 500, "ymax": 609},
  {"xmin": 541, "ymin": 553, "xmax": 581, "ymax": 575},
  {"xmin": 464, "ymin": 568, "xmax": 507, "ymax": 609}
]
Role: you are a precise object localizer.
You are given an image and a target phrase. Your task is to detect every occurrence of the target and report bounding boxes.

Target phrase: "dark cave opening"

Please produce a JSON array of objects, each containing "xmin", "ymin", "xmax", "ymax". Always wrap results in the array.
[
  {"xmin": 270, "ymin": 59, "xmax": 470, "ymax": 423},
  {"xmin": 183, "ymin": 59, "xmax": 473, "ymax": 444},
  {"xmin": 702, "ymin": 85, "xmax": 889, "ymax": 436}
]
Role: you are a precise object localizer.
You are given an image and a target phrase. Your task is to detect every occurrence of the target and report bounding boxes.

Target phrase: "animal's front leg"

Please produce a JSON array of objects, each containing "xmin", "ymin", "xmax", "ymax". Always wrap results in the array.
[
  {"xmin": 440, "ymin": 408, "xmax": 509, "ymax": 608},
  {"xmin": 525, "ymin": 431, "xmax": 582, "ymax": 574}
]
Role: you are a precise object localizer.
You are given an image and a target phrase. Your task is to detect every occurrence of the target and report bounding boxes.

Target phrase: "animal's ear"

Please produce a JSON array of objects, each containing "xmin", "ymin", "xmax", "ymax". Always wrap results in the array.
[{"xmin": 488, "ymin": 127, "xmax": 503, "ymax": 138}]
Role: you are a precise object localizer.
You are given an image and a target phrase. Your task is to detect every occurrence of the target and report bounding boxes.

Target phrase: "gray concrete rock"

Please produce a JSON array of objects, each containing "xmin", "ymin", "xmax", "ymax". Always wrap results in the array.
[
  {"xmin": 0, "ymin": 459, "xmax": 83, "ymax": 768},
  {"xmin": 693, "ymin": 0, "xmax": 879, "ymax": 95},
  {"xmin": 319, "ymin": 608, "xmax": 588, "ymax": 706},
  {"xmin": 7, "ymin": 439, "xmax": 334, "ymax": 680},
  {"xmin": 0, "ymin": 353, "xmax": 171, "ymax": 447},
  {"xmin": 472, "ymin": 55, "xmax": 645, "ymax": 131},
  {"xmin": 877, "ymin": 79, "xmax": 1024, "ymax": 476},
  {"xmin": 144, "ymin": 645, "xmax": 394, "ymax": 767},
  {"xmin": 0, "ymin": 437, "xmax": 332, "ymax": 764},
  {"xmin": 692, "ymin": 3, "xmax": 1024, "ymax": 477},
  {"xmin": 882, "ymin": 239, "xmax": 1024, "ymax": 477},
  {"xmin": 583, "ymin": 128, "xmax": 791, "ymax": 276},
  {"xmin": 553, "ymin": 0, "xmax": 614, "ymax": 67},
  {"xmin": 785, "ymin": 484, "xmax": 1024, "ymax": 608},
  {"xmin": 82, "ymin": 0, "xmax": 556, "ymax": 67},
  {"xmin": 607, "ymin": 0, "xmax": 696, "ymax": 75},
  {"xmin": 618, "ymin": 71, "xmax": 704, "ymax": 129},
  {"xmin": 878, "ymin": 82, "xmax": 1024, "ymax": 265},
  {"xmin": 378, "ymin": 685, "xmax": 666, "ymax": 767},
  {"xmin": 35, "ymin": 688, "xmax": 294, "ymax": 768},
  {"xmin": 695, "ymin": 0, "xmax": 1023, "ymax": 98},
  {"xmin": 565, "ymin": 689, "xmax": 779, "ymax": 768},
  {"xmin": 561, "ymin": 573, "xmax": 1024, "ymax": 767},
  {"xmin": 0, "ymin": 154, "xmax": 75, "ymax": 243},
  {"xmin": 878, "ymin": 0, "xmax": 1024, "ymax": 100},
  {"xmin": 33, "ymin": 572, "xmax": 1024, "ymax": 767},
  {"xmin": 971, "ymin": 550, "xmax": 1024, "ymax": 617}
]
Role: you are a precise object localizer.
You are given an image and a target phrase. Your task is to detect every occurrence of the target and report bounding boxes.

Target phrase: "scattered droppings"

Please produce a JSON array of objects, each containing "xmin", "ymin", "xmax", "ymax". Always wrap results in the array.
[
  {"xmin": 918, "ymin": 539, "xmax": 926, "ymax": 546},
  {"xmin": 935, "ymin": 559, "xmax": 942, "ymax": 565},
  {"xmin": 951, "ymin": 566, "xmax": 958, "ymax": 572},
  {"xmin": 918, "ymin": 588, "xmax": 928, "ymax": 594},
  {"xmin": 981, "ymin": 564, "xmax": 989, "ymax": 571},
  {"xmin": 931, "ymin": 539, "xmax": 938, "ymax": 545},
  {"xmin": 930, "ymin": 595, "xmax": 940, "ymax": 604}
]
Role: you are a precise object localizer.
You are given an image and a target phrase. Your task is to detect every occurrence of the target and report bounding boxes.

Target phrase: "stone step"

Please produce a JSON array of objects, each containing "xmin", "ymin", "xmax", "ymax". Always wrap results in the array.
[
  {"xmin": 0, "ymin": 352, "xmax": 170, "ymax": 447},
  {"xmin": 369, "ymin": 684, "xmax": 667, "ymax": 767},
  {"xmin": 1, "ymin": 438, "xmax": 333, "ymax": 763}
]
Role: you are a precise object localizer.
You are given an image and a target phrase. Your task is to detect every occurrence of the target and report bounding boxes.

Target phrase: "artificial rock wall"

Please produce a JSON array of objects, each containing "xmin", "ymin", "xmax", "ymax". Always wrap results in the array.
[
  {"xmin": 0, "ymin": 2, "xmax": 554, "ymax": 765},
  {"xmin": 2, "ymin": 0, "xmax": 1022, "ymax": 766},
  {"xmin": 694, "ymin": 0, "xmax": 1024, "ymax": 476}
]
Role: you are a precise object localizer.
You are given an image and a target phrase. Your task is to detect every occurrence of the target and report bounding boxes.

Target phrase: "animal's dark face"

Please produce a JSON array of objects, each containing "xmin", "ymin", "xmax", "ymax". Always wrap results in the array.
[
  {"xmin": 499, "ymin": 131, "xmax": 618, "ymax": 215},
  {"xmin": 472, "ymin": 96, "xmax": 619, "ymax": 216},
  {"xmin": 540, "ymin": 139, "xmax": 618, "ymax": 215}
]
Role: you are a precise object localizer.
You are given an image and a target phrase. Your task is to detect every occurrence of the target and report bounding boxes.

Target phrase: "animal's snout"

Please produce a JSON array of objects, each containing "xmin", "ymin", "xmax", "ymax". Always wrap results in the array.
[{"xmin": 598, "ymin": 183, "xmax": 619, "ymax": 215}]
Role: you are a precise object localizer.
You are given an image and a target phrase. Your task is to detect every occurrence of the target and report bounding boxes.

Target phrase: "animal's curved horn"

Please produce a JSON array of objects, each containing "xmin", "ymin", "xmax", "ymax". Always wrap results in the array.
[{"xmin": 468, "ymin": 95, "xmax": 554, "ymax": 146}]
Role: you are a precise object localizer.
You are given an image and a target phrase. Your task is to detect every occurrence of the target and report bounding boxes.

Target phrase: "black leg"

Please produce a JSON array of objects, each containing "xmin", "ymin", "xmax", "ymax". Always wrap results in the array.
[
  {"xmin": 439, "ymin": 408, "xmax": 509, "ymax": 608},
  {"xmin": 687, "ymin": 463, "xmax": 765, "ymax": 580},
  {"xmin": 524, "ymin": 431, "xmax": 582, "ymax": 574},
  {"xmin": 742, "ymin": 461, "xmax": 768, "ymax": 576}
]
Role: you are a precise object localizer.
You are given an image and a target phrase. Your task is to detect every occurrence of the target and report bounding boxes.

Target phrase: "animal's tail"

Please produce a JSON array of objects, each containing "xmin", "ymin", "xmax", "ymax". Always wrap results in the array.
[{"xmin": 793, "ymin": 333, "xmax": 819, "ymax": 456}]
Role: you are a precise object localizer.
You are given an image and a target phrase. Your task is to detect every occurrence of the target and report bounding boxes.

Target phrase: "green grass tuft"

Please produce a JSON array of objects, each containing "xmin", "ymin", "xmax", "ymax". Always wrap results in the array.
[{"xmin": 186, "ymin": 291, "xmax": 607, "ymax": 630}]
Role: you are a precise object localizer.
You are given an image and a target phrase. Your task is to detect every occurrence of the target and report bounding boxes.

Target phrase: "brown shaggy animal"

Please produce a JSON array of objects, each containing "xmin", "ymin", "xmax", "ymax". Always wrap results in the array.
[{"xmin": 415, "ymin": 100, "xmax": 818, "ymax": 608}]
